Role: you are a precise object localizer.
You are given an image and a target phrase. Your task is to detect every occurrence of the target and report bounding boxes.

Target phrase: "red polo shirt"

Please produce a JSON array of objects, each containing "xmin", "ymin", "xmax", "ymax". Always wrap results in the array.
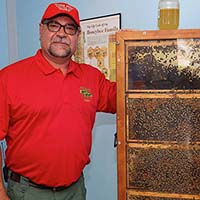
[{"xmin": 0, "ymin": 50, "xmax": 116, "ymax": 187}]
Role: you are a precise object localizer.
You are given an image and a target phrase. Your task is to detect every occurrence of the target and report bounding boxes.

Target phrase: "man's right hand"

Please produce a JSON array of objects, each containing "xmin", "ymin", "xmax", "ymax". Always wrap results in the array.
[
  {"xmin": 0, "ymin": 148, "xmax": 10, "ymax": 200},
  {"xmin": 0, "ymin": 190, "xmax": 10, "ymax": 200}
]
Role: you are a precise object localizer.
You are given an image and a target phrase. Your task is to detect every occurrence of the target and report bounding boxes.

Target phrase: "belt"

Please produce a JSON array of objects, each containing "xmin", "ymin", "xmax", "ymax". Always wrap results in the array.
[{"xmin": 9, "ymin": 170, "xmax": 69, "ymax": 191}]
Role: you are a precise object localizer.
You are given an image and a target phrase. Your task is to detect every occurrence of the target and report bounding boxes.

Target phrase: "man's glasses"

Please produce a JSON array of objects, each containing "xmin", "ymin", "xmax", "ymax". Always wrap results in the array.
[{"xmin": 43, "ymin": 20, "xmax": 79, "ymax": 35}]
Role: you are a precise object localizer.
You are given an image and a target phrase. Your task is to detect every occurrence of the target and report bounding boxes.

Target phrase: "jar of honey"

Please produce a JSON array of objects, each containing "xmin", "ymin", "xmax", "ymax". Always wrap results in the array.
[{"xmin": 158, "ymin": 0, "xmax": 179, "ymax": 30}]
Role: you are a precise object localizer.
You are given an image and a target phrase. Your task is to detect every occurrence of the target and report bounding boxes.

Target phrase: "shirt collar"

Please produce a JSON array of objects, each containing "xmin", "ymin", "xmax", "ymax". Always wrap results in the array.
[
  {"xmin": 66, "ymin": 59, "xmax": 81, "ymax": 78},
  {"xmin": 35, "ymin": 49, "xmax": 81, "ymax": 78}
]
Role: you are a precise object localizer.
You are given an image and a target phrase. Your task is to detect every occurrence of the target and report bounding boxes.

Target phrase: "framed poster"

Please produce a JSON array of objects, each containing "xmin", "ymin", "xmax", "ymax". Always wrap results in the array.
[{"xmin": 73, "ymin": 13, "xmax": 121, "ymax": 81}]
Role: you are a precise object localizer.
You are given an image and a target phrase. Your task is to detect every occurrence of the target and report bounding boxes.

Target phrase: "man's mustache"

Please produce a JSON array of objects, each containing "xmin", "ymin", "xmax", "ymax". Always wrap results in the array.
[{"xmin": 52, "ymin": 37, "xmax": 70, "ymax": 45}]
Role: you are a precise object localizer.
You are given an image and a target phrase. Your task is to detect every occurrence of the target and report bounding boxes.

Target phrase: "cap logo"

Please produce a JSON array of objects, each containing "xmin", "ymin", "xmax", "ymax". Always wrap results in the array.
[{"xmin": 54, "ymin": 3, "xmax": 74, "ymax": 12}]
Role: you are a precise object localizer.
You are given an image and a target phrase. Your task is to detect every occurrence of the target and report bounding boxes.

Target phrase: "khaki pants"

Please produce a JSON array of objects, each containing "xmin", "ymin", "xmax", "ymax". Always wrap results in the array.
[{"xmin": 7, "ymin": 174, "xmax": 86, "ymax": 200}]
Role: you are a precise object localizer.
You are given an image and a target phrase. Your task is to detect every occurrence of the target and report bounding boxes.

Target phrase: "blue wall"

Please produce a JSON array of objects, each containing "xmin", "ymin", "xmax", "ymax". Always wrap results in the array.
[
  {"xmin": 1, "ymin": 1, "xmax": 200, "ymax": 200},
  {"xmin": 0, "ymin": 0, "xmax": 9, "ymax": 69}
]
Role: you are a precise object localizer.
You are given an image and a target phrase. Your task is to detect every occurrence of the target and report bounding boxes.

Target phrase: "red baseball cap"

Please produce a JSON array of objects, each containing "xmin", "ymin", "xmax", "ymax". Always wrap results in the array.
[{"xmin": 41, "ymin": 2, "xmax": 80, "ymax": 26}]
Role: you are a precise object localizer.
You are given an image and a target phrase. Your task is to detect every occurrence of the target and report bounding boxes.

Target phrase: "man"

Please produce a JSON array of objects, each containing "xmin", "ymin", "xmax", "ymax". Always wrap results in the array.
[{"xmin": 0, "ymin": 2, "xmax": 116, "ymax": 200}]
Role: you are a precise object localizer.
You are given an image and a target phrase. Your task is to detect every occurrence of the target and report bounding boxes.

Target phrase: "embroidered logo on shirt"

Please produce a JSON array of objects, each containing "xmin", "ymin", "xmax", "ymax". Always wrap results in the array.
[{"xmin": 80, "ymin": 87, "xmax": 93, "ymax": 102}]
